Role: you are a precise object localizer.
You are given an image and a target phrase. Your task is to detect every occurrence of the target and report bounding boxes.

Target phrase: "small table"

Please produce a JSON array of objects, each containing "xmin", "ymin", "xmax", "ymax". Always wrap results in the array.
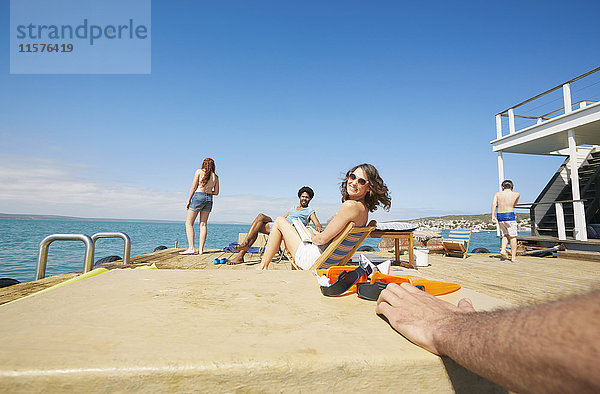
[{"xmin": 369, "ymin": 231, "xmax": 415, "ymax": 268}]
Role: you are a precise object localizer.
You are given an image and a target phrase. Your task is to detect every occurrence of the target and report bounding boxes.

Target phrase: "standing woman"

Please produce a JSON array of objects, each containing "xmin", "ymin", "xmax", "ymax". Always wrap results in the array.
[{"xmin": 180, "ymin": 158, "xmax": 219, "ymax": 255}]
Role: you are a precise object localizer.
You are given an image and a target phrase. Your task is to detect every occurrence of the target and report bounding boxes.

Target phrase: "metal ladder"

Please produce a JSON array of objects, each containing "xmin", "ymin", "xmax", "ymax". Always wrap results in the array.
[{"xmin": 36, "ymin": 232, "xmax": 131, "ymax": 280}]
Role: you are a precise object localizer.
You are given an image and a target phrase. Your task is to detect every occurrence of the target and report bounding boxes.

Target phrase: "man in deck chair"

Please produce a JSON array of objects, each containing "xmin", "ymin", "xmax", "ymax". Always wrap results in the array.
[
  {"xmin": 491, "ymin": 179, "xmax": 520, "ymax": 262},
  {"xmin": 227, "ymin": 186, "xmax": 323, "ymax": 265}
]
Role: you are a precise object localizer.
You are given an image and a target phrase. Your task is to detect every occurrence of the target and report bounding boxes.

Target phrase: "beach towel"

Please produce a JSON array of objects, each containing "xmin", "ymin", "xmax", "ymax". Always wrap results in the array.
[{"xmin": 223, "ymin": 242, "xmax": 264, "ymax": 254}]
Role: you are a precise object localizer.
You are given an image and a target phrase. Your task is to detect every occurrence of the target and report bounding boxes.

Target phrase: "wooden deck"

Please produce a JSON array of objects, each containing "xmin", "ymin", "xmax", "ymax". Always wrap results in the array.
[
  {"xmin": 518, "ymin": 234, "xmax": 600, "ymax": 252},
  {"xmin": 418, "ymin": 252, "xmax": 600, "ymax": 305},
  {"xmin": 2, "ymin": 248, "xmax": 599, "ymax": 306}
]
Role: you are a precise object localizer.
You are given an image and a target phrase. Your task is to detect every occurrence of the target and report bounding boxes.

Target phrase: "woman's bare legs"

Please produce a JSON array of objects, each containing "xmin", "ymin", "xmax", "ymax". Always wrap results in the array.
[
  {"xmin": 180, "ymin": 209, "xmax": 199, "ymax": 254},
  {"xmin": 259, "ymin": 217, "xmax": 302, "ymax": 270},
  {"xmin": 198, "ymin": 210, "xmax": 210, "ymax": 255}
]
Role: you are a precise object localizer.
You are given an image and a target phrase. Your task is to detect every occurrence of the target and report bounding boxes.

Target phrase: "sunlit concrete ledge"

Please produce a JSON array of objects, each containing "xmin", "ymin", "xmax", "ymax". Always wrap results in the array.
[{"xmin": 0, "ymin": 269, "xmax": 509, "ymax": 392}]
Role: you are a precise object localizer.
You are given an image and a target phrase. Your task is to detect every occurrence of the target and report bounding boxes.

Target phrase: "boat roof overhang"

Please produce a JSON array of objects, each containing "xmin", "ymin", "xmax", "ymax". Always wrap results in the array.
[{"xmin": 491, "ymin": 101, "xmax": 600, "ymax": 155}]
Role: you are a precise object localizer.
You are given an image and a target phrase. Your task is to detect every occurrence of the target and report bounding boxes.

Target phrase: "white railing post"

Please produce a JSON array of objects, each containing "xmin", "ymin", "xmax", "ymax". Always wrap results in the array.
[
  {"xmin": 563, "ymin": 83, "xmax": 572, "ymax": 114},
  {"xmin": 568, "ymin": 129, "xmax": 588, "ymax": 241},
  {"xmin": 508, "ymin": 108, "xmax": 515, "ymax": 134},
  {"xmin": 497, "ymin": 152, "xmax": 504, "ymax": 238},
  {"xmin": 496, "ymin": 114, "xmax": 502, "ymax": 139},
  {"xmin": 497, "ymin": 152, "xmax": 504, "ymax": 191},
  {"xmin": 555, "ymin": 202, "xmax": 567, "ymax": 240}
]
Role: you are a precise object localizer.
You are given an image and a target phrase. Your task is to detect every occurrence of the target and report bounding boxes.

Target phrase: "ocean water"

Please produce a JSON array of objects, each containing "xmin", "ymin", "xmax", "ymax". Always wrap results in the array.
[
  {"xmin": 0, "ymin": 219, "xmax": 247, "ymax": 283},
  {"xmin": 0, "ymin": 219, "xmax": 509, "ymax": 283}
]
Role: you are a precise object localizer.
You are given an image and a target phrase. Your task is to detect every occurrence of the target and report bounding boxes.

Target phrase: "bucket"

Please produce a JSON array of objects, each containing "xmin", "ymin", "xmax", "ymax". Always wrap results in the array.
[{"xmin": 414, "ymin": 248, "xmax": 429, "ymax": 267}]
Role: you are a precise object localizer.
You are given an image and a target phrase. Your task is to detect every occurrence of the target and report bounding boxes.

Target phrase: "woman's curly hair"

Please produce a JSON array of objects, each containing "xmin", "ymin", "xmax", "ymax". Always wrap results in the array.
[
  {"xmin": 340, "ymin": 163, "xmax": 391, "ymax": 212},
  {"xmin": 200, "ymin": 158, "xmax": 215, "ymax": 186}
]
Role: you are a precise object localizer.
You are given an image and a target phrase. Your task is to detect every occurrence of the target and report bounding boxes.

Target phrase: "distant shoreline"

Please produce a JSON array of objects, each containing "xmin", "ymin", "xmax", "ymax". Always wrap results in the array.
[
  {"xmin": 1, "ymin": 212, "xmax": 529, "ymax": 229},
  {"xmin": 0, "ymin": 213, "xmax": 247, "ymax": 225}
]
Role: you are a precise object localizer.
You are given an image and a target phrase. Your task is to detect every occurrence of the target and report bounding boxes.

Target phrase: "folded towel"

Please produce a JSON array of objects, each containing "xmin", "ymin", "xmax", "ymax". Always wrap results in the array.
[
  {"xmin": 376, "ymin": 222, "xmax": 418, "ymax": 232},
  {"xmin": 223, "ymin": 244, "xmax": 238, "ymax": 253},
  {"xmin": 223, "ymin": 242, "xmax": 264, "ymax": 254}
]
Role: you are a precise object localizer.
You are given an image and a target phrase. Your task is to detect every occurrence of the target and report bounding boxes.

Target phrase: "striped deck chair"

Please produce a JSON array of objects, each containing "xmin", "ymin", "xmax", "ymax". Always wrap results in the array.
[
  {"xmin": 287, "ymin": 220, "xmax": 376, "ymax": 271},
  {"xmin": 442, "ymin": 229, "xmax": 472, "ymax": 259}
]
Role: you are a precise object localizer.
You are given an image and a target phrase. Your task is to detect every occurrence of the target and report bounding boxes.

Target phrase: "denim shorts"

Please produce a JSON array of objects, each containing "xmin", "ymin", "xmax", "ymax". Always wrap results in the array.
[{"xmin": 189, "ymin": 192, "xmax": 213, "ymax": 212}]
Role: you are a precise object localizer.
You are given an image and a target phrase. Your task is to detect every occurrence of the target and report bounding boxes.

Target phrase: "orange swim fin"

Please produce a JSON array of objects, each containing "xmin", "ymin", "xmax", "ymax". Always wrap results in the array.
[{"xmin": 370, "ymin": 272, "xmax": 461, "ymax": 296}]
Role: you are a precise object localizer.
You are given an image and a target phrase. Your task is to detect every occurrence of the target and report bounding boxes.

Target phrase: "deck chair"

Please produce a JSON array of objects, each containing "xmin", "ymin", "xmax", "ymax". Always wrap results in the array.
[
  {"xmin": 442, "ymin": 229, "xmax": 472, "ymax": 259},
  {"xmin": 287, "ymin": 220, "xmax": 377, "ymax": 271}
]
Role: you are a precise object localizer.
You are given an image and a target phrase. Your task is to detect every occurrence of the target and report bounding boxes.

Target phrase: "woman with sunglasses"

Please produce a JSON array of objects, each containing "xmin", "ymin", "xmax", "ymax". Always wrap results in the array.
[{"xmin": 258, "ymin": 163, "xmax": 391, "ymax": 270}]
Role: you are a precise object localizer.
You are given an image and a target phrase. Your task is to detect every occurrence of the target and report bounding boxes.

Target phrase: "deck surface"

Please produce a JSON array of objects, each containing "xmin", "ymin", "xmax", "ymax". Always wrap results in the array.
[
  {"xmin": 418, "ymin": 252, "xmax": 600, "ymax": 305},
  {"xmin": 2, "ymin": 248, "xmax": 599, "ymax": 306},
  {"xmin": 0, "ymin": 269, "xmax": 507, "ymax": 393}
]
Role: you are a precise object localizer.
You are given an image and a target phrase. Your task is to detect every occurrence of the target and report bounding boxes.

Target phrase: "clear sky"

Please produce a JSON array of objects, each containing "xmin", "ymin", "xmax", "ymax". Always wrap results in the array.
[{"xmin": 1, "ymin": 0, "xmax": 599, "ymax": 224}]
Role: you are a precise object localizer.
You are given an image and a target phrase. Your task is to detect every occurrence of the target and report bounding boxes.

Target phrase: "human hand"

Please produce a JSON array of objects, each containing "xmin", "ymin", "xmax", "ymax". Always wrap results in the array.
[
  {"xmin": 307, "ymin": 226, "xmax": 319, "ymax": 236},
  {"xmin": 492, "ymin": 217, "xmax": 497, "ymax": 224},
  {"xmin": 376, "ymin": 282, "xmax": 475, "ymax": 355},
  {"xmin": 186, "ymin": 201, "xmax": 191, "ymax": 210}
]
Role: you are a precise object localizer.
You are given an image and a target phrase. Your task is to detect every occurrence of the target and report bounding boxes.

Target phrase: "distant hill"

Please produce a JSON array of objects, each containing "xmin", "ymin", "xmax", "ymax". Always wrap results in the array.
[
  {"xmin": 407, "ymin": 213, "xmax": 529, "ymax": 222},
  {"xmin": 401, "ymin": 212, "xmax": 530, "ymax": 231}
]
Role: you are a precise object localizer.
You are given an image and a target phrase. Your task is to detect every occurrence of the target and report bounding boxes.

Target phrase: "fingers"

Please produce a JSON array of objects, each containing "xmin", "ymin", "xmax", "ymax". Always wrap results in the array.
[
  {"xmin": 398, "ymin": 282, "xmax": 441, "ymax": 303},
  {"xmin": 378, "ymin": 282, "xmax": 464, "ymax": 315},
  {"xmin": 457, "ymin": 298, "xmax": 476, "ymax": 312},
  {"xmin": 399, "ymin": 281, "xmax": 428, "ymax": 294},
  {"xmin": 375, "ymin": 299, "xmax": 392, "ymax": 316},
  {"xmin": 377, "ymin": 283, "xmax": 405, "ymax": 306},
  {"xmin": 379, "ymin": 282, "xmax": 431, "ymax": 304}
]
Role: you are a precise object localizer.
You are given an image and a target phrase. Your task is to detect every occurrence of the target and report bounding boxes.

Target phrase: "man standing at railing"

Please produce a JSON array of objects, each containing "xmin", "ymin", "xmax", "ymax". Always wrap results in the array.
[{"xmin": 492, "ymin": 180, "xmax": 520, "ymax": 262}]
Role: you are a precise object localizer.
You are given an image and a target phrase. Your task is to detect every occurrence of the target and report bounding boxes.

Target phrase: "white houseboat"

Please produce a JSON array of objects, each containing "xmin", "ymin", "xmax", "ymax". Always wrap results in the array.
[{"xmin": 492, "ymin": 67, "xmax": 600, "ymax": 255}]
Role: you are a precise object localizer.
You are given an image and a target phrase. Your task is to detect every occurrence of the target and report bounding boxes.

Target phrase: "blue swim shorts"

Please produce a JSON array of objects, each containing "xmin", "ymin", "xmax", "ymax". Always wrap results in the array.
[
  {"xmin": 496, "ymin": 212, "xmax": 516, "ymax": 222},
  {"xmin": 189, "ymin": 192, "xmax": 213, "ymax": 212}
]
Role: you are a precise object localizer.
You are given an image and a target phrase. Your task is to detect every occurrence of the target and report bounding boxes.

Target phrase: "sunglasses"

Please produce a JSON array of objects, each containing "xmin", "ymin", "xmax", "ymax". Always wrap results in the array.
[{"xmin": 348, "ymin": 173, "xmax": 368, "ymax": 186}]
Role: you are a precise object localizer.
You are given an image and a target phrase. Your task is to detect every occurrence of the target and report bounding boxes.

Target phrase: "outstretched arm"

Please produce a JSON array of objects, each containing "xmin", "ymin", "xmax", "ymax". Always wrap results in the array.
[
  {"xmin": 309, "ymin": 212, "xmax": 323, "ymax": 232},
  {"xmin": 376, "ymin": 283, "xmax": 600, "ymax": 393}
]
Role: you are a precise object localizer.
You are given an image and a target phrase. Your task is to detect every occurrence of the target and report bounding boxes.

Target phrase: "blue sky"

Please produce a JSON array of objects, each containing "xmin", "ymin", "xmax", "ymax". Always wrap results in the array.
[{"xmin": 1, "ymin": 0, "xmax": 599, "ymax": 224}]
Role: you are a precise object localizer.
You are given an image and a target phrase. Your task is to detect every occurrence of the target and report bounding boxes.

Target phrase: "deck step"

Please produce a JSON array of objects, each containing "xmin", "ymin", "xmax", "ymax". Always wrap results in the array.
[{"xmin": 557, "ymin": 250, "xmax": 600, "ymax": 262}]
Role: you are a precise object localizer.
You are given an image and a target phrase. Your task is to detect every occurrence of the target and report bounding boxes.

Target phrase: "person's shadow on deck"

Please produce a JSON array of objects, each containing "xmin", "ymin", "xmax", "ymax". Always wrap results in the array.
[
  {"xmin": 442, "ymin": 357, "xmax": 507, "ymax": 393},
  {"xmin": 378, "ymin": 314, "xmax": 507, "ymax": 393}
]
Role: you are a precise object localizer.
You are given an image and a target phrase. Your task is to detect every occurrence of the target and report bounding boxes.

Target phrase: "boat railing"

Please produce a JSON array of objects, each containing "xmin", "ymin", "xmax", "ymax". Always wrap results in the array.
[
  {"xmin": 516, "ymin": 199, "xmax": 588, "ymax": 240},
  {"xmin": 91, "ymin": 232, "xmax": 131, "ymax": 264},
  {"xmin": 494, "ymin": 66, "xmax": 600, "ymax": 139},
  {"xmin": 36, "ymin": 232, "xmax": 131, "ymax": 280},
  {"xmin": 37, "ymin": 234, "xmax": 95, "ymax": 280}
]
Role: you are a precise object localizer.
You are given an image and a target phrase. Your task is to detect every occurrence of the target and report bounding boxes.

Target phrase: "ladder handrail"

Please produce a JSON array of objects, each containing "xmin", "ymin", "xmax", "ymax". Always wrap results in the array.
[
  {"xmin": 91, "ymin": 232, "xmax": 131, "ymax": 265},
  {"xmin": 36, "ymin": 234, "xmax": 95, "ymax": 280},
  {"xmin": 517, "ymin": 198, "xmax": 589, "ymax": 208}
]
